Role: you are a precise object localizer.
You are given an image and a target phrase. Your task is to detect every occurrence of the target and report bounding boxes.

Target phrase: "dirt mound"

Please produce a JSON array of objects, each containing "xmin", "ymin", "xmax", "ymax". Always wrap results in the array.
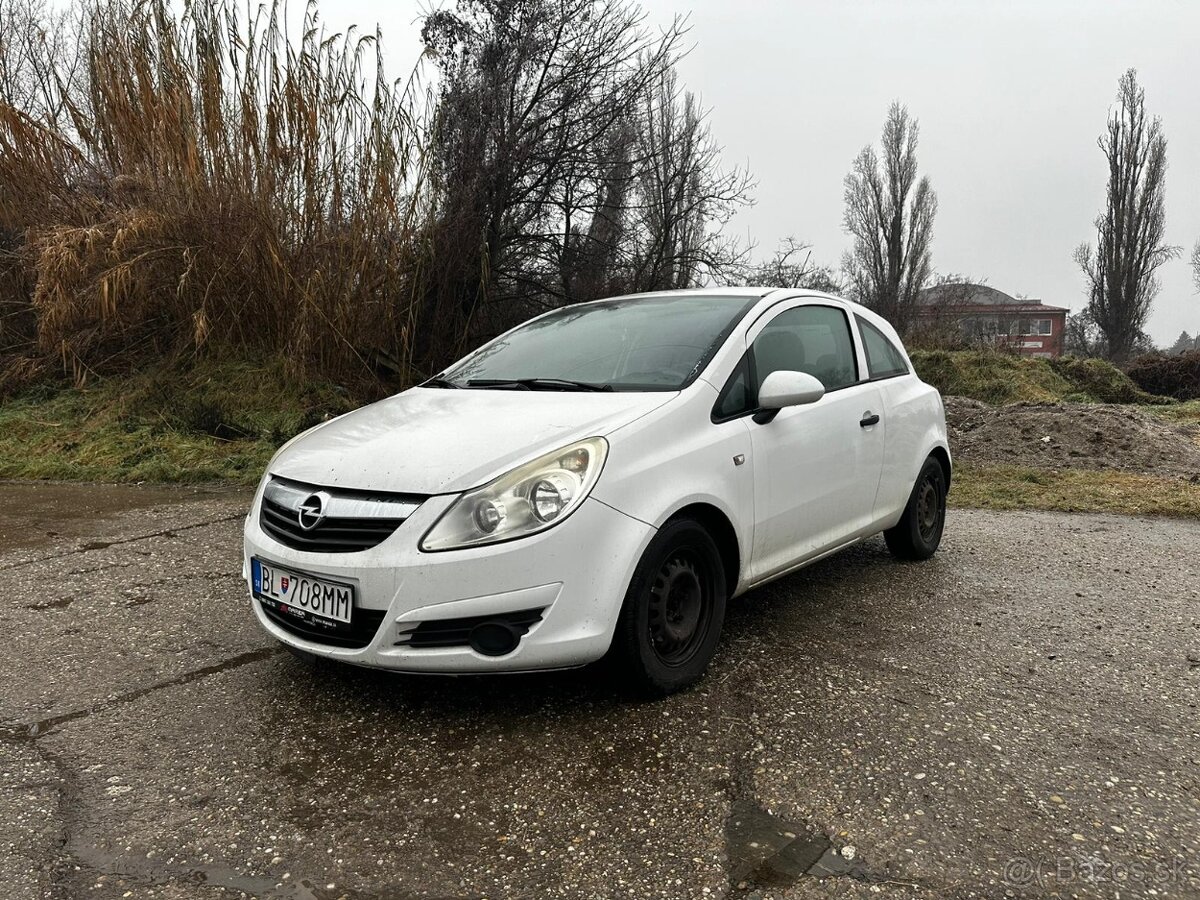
[{"xmin": 944, "ymin": 397, "xmax": 1200, "ymax": 478}]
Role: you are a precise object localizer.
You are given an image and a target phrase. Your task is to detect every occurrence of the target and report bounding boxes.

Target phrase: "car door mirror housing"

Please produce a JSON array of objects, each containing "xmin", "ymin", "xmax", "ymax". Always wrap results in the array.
[{"xmin": 756, "ymin": 370, "xmax": 825, "ymax": 420}]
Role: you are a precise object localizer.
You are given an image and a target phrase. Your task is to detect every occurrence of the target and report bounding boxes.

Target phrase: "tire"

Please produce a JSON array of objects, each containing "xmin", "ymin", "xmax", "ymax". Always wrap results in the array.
[
  {"xmin": 609, "ymin": 517, "xmax": 727, "ymax": 697},
  {"xmin": 884, "ymin": 456, "xmax": 947, "ymax": 561}
]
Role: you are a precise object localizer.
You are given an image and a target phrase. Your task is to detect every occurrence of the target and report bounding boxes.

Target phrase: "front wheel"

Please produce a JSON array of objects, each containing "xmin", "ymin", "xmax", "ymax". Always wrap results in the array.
[
  {"xmin": 884, "ymin": 457, "xmax": 947, "ymax": 561},
  {"xmin": 609, "ymin": 518, "xmax": 727, "ymax": 697}
]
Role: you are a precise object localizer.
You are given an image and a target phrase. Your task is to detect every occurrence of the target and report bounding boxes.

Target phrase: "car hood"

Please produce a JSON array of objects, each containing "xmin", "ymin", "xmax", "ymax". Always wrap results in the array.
[{"xmin": 269, "ymin": 387, "xmax": 675, "ymax": 495}]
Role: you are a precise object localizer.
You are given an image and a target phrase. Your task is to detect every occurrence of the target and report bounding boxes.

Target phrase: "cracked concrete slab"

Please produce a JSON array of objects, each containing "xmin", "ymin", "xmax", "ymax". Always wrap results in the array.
[
  {"xmin": 0, "ymin": 483, "xmax": 233, "ymax": 559},
  {"xmin": 1, "ymin": 483, "xmax": 1198, "ymax": 899},
  {"xmin": 0, "ymin": 490, "xmax": 258, "ymax": 726}
]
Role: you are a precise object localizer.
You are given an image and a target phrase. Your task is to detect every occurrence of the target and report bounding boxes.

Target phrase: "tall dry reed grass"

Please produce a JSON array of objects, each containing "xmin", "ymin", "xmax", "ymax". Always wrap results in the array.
[{"xmin": 0, "ymin": 0, "xmax": 433, "ymax": 389}]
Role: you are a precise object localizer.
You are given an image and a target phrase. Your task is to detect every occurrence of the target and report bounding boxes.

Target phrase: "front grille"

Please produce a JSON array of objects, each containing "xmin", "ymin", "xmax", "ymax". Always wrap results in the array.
[
  {"xmin": 260, "ymin": 598, "xmax": 386, "ymax": 649},
  {"xmin": 394, "ymin": 607, "xmax": 546, "ymax": 650},
  {"xmin": 260, "ymin": 499, "xmax": 399, "ymax": 553},
  {"xmin": 259, "ymin": 476, "xmax": 423, "ymax": 554}
]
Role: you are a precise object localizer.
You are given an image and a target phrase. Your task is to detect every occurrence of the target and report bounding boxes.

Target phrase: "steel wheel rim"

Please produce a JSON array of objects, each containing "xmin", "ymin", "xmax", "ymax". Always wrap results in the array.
[
  {"xmin": 916, "ymin": 477, "xmax": 942, "ymax": 541},
  {"xmin": 648, "ymin": 550, "xmax": 711, "ymax": 667}
]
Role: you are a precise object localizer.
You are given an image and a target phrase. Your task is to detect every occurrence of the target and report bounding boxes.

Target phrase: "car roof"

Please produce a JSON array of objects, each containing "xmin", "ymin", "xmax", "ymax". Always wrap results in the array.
[
  {"xmin": 595, "ymin": 286, "xmax": 867, "ymax": 310},
  {"xmin": 535, "ymin": 287, "xmax": 904, "ymax": 344},
  {"xmin": 589, "ymin": 287, "xmax": 772, "ymax": 303}
]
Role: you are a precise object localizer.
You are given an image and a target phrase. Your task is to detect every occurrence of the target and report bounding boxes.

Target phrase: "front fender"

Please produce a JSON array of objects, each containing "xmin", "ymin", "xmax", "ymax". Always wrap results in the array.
[{"xmin": 592, "ymin": 383, "xmax": 755, "ymax": 593}]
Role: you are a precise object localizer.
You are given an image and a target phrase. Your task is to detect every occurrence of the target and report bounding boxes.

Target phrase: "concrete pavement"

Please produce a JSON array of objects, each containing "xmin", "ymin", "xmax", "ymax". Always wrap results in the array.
[{"xmin": 1, "ymin": 483, "xmax": 1197, "ymax": 898}]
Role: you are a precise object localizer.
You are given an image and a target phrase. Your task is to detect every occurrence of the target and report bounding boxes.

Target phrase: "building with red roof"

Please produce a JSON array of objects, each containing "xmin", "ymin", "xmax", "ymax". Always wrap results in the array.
[{"xmin": 916, "ymin": 283, "xmax": 1069, "ymax": 357}]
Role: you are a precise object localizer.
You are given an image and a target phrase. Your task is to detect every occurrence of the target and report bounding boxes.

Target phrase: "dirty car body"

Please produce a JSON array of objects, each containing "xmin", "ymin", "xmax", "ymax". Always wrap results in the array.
[{"xmin": 243, "ymin": 288, "xmax": 950, "ymax": 694}]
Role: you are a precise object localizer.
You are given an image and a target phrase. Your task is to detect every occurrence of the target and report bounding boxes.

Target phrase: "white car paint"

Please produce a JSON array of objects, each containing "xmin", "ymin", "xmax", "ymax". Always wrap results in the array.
[
  {"xmin": 268, "ymin": 387, "xmax": 673, "ymax": 495},
  {"xmin": 243, "ymin": 288, "xmax": 949, "ymax": 673}
]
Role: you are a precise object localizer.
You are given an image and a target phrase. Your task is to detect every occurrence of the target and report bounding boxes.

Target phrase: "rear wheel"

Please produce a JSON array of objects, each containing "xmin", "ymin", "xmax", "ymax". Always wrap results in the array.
[
  {"xmin": 884, "ymin": 457, "xmax": 947, "ymax": 561},
  {"xmin": 609, "ymin": 518, "xmax": 727, "ymax": 697}
]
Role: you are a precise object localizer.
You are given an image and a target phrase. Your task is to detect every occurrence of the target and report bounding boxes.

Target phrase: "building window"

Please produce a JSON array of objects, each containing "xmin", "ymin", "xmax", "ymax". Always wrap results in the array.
[{"xmin": 1016, "ymin": 319, "xmax": 1052, "ymax": 336}]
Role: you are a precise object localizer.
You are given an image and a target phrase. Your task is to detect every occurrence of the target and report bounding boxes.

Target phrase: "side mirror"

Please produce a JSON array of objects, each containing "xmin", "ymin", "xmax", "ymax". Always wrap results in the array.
[{"xmin": 754, "ymin": 370, "xmax": 825, "ymax": 423}]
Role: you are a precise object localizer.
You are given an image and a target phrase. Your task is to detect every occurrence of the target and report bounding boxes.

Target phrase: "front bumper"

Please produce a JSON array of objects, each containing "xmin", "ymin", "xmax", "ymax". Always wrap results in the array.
[{"xmin": 242, "ymin": 487, "xmax": 655, "ymax": 672}]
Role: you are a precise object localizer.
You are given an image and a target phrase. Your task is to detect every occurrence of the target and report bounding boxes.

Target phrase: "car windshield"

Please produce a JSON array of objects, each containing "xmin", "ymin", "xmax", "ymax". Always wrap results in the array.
[{"xmin": 437, "ymin": 295, "xmax": 758, "ymax": 391}]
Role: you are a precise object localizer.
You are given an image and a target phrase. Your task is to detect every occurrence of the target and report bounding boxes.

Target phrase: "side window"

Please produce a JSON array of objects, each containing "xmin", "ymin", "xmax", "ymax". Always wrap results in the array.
[
  {"xmin": 752, "ymin": 305, "xmax": 858, "ymax": 393},
  {"xmin": 857, "ymin": 317, "xmax": 909, "ymax": 379},
  {"xmin": 713, "ymin": 352, "xmax": 752, "ymax": 420}
]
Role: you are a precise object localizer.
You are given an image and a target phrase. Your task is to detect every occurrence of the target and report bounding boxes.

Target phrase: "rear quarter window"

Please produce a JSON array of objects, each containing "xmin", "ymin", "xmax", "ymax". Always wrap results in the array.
[{"xmin": 857, "ymin": 316, "xmax": 909, "ymax": 379}]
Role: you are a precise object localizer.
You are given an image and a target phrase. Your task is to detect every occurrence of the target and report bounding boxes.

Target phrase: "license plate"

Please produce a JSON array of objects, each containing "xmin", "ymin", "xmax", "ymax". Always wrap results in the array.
[{"xmin": 251, "ymin": 558, "xmax": 354, "ymax": 625}]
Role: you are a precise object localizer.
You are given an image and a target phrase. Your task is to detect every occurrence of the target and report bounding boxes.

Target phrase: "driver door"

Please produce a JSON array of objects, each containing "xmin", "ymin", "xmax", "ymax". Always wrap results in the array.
[{"xmin": 745, "ymin": 302, "xmax": 886, "ymax": 581}]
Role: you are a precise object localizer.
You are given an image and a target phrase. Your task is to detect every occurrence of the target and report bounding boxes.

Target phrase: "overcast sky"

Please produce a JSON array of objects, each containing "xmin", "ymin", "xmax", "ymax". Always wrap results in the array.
[{"xmin": 338, "ymin": 0, "xmax": 1199, "ymax": 344}]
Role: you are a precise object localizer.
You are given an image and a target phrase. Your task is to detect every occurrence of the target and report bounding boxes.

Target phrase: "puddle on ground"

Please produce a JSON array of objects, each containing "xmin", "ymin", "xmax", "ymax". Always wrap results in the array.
[
  {"xmin": 67, "ymin": 835, "xmax": 324, "ymax": 899},
  {"xmin": 724, "ymin": 799, "xmax": 875, "ymax": 893},
  {"xmin": 0, "ymin": 482, "xmax": 230, "ymax": 552},
  {"xmin": 65, "ymin": 833, "xmax": 450, "ymax": 900}
]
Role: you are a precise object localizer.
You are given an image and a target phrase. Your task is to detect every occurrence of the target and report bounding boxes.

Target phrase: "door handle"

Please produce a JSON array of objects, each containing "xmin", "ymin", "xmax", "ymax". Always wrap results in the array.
[{"xmin": 860, "ymin": 412, "xmax": 880, "ymax": 428}]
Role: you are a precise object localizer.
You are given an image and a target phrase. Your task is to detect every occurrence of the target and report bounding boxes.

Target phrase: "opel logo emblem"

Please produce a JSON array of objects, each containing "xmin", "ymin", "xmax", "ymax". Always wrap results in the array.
[{"xmin": 297, "ymin": 491, "xmax": 330, "ymax": 530}]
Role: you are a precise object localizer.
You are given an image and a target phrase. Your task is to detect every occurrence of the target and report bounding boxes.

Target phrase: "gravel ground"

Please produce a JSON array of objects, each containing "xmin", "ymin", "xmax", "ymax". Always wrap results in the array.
[
  {"xmin": 944, "ymin": 397, "xmax": 1200, "ymax": 477},
  {"xmin": 1, "ymin": 483, "xmax": 1198, "ymax": 899}
]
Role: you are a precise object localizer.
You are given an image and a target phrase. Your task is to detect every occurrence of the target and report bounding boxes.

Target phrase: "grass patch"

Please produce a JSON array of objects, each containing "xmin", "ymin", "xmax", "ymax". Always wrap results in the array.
[
  {"xmin": 0, "ymin": 358, "xmax": 361, "ymax": 485},
  {"xmin": 910, "ymin": 349, "xmax": 1161, "ymax": 405},
  {"xmin": 951, "ymin": 464, "xmax": 1200, "ymax": 518},
  {"xmin": 1140, "ymin": 399, "xmax": 1200, "ymax": 425},
  {"xmin": 4, "ymin": 353, "xmax": 1195, "ymax": 516}
]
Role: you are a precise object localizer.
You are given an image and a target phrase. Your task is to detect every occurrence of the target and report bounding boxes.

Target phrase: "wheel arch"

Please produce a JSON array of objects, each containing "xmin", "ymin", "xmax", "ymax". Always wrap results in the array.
[
  {"xmin": 663, "ymin": 502, "xmax": 741, "ymax": 596},
  {"xmin": 928, "ymin": 444, "xmax": 952, "ymax": 489}
]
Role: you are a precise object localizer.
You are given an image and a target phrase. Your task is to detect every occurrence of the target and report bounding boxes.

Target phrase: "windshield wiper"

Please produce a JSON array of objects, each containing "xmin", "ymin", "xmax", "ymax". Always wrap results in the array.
[
  {"xmin": 466, "ymin": 378, "xmax": 613, "ymax": 392},
  {"xmin": 420, "ymin": 376, "xmax": 461, "ymax": 389}
]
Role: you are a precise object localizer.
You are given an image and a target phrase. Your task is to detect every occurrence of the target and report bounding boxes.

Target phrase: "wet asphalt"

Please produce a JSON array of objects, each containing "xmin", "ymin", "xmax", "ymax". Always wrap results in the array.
[{"xmin": 0, "ymin": 483, "xmax": 1198, "ymax": 899}]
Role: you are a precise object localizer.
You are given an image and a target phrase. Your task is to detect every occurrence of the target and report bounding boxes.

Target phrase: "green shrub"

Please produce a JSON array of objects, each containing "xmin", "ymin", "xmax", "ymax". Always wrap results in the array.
[
  {"xmin": 910, "ymin": 349, "xmax": 1162, "ymax": 405},
  {"xmin": 910, "ymin": 350, "xmax": 1073, "ymax": 404},
  {"xmin": 1048, "ymin": 356, "xmax": 1160, "ymax": 404}
]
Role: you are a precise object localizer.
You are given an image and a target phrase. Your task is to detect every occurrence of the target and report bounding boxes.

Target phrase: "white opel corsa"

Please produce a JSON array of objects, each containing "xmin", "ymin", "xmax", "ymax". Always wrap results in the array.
[{"xmin": 243, "ymin": 288, "xmax": 950, "ymax": 694}]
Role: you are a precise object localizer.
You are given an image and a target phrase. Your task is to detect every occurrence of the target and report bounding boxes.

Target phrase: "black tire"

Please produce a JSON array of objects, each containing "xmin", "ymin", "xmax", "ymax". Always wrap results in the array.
[
  {"xmin": 884, "ymin": 456, "xmax": 947, "ymax": 561},
  {"xmin": 609, "ymin": 517, "xmax": 727, "ymax": 697}
]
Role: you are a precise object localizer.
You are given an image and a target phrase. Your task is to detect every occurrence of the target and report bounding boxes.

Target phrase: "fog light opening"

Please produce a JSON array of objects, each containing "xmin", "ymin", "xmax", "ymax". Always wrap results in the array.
[{"xmin": 468, "ymin": 621, "xmax": 521, "ymax": 657}]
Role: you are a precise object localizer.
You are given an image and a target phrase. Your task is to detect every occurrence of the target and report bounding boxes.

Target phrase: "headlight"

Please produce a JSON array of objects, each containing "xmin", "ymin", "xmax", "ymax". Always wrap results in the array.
[{"xmin": 419, "ymin": 437, "xmax": 609, "ymax": 551}]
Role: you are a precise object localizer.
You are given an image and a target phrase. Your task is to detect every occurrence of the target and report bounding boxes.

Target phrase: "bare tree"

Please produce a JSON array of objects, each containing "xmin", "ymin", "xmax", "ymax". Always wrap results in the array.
[
  {"xmin": 1063, "ymin": 307, "xmax": 1155, "ymax": 358},
  {"xmin": 1063, "ymin": 309, "xmax": 1108, "ymax": 358},
  {"xmin": 0, "ymin": 0, "xmax": 87, "ymax": 131},
  {"xmin": 555, "ymin": 65, "xmax": 754, "ymax": 301},
  {"xmin": 624, "ymin": 65, "xmax": 752, "ymax": 293},
  {"xmin": 841, "ymin": 102, "xmax": 937, "ymax": 334},
  {"xmin": 419, "ymin": 0, "xmax": 686, "ymax": 365},
  {"xmin": 1192, "ymin": 239, "xmax": 1200, "ymax": 293},
  {"xmin": 1074, "ymin": 69, "xmax": 1179, "ymax": 363},
  {"xmin": 742, "ymin": 238, "xmax": 841, "ymax": 292},
  {"xmin": 417, "ymin": 2, "xmax": 753, "ymax": 370},
  {"xmin": 565, "ymin": 120, "xmax": 636, "ymax": 302}
]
